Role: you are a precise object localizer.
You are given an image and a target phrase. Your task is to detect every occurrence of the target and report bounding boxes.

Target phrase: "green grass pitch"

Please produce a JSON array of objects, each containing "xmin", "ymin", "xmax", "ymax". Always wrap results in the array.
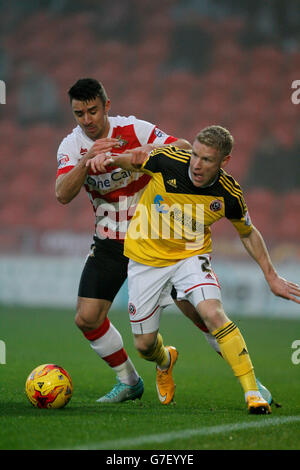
[{"xmin": 0, "ymin": 304, "xmax": 300, "ymax": 450}]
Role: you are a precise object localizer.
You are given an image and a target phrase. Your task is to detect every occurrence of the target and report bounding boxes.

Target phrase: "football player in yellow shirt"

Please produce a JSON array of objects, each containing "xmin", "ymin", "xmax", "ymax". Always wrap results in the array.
[{"xmin": 87, "ymin": 125, "xmax": 300, "ymax": 414}]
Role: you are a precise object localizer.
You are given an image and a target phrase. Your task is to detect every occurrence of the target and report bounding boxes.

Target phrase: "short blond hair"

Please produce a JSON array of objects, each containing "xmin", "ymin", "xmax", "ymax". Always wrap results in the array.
[{"xmin": 196, "ymin": 125, "xmax": 234, "ymax": 158}]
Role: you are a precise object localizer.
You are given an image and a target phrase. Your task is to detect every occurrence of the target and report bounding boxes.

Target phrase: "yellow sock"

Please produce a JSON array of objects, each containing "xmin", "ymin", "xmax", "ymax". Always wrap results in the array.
[
  {"xmin": 213, "ymin": 321, "xmax": 258, "ymax": 394},
  {"xmin": 138, "ymin": 333, "xmax": 170, "ymax": 368}
]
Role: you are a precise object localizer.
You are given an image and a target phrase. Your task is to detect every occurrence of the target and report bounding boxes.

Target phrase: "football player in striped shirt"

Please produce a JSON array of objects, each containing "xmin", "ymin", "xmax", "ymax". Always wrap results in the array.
[
  {"xmin": 87, "ymin": 125, "xmax": 300, "ymax": 413},
  {"xmin": 55, "ymin": 78, "xmax": 191, "ymax": 403}
]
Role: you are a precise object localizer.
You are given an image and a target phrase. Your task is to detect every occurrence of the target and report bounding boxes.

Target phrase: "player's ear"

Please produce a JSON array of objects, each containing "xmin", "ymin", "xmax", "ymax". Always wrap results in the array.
[
  {"xmin": 104, "ymin": 99, "xmax": 111, "ymax": 114},
  {"xmin": 221, "ymin": 154, "xmax": 231, "ymax": 168}
]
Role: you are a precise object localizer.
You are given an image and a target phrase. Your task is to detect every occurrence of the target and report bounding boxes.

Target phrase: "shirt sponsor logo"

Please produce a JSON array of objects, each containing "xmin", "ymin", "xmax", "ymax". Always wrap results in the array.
[
  {"xmin": 86, "ymin": 169, "xmax": 132, "ymax": 190},
  {"xmin": 154, "ymin": 194, "xmax": 169, "ymax": 213}
]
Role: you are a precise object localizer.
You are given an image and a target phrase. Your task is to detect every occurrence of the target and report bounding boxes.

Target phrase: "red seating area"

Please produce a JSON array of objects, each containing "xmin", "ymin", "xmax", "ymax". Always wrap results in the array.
[{"xmin": 1, "ymin": 7, "xmax": 299, "ymax": 245}]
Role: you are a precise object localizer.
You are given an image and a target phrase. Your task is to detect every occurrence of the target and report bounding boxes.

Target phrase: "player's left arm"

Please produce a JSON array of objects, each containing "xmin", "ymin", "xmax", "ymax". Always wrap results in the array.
[
  {"xmin": 240, "ymin": 226, "xmax": 300, "ymax": 304},
  {"xmin": 86, "ymin": 150, "xmax": 149, "ymax": 173},
  {"xmin": 132, "ymin": 138, "xmax": 191, "ymax": 155},
  {"xmin": 167, "ymin": 138, "xmax": 191, "ymax": 150},
  {"xmin": 129, "ymin": 138, "xmax": 191, "ymax": 166}
]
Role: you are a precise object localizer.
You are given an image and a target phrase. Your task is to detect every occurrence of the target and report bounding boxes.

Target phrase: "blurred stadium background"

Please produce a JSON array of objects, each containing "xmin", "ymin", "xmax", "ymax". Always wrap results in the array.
[{"xmin": 0, "ymin": 0, "xmax": 299, "ymax": 316}]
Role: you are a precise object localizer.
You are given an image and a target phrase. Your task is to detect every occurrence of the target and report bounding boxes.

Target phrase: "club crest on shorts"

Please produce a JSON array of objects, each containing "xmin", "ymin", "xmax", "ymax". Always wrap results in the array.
[
  {"xmin": 128, "ymin": 303, "xmax": 136, "ymax": 316},
  {"xmin": 210, "ymin": 199, "xmax": 223, "ymax": 212}
]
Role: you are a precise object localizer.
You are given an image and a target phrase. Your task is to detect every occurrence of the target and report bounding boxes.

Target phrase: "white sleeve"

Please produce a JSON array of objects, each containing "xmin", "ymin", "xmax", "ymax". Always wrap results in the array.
[
  {"xmin": 131, "ymin": 116, "xmax": 175, "ymax": 146},
  {"xmin": 57, "ymin": 134, "xmax": 80, "ymax": 170},
  {"xmin": 131, "ymin": 117, "xmax": 156, "ymax": 145}
]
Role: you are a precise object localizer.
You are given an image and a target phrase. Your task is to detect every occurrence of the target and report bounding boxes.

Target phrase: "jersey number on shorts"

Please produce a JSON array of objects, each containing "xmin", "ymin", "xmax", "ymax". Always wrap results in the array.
[{"xmin": 198, "ymin": 256, "xmax": 211, "ymax": 273}]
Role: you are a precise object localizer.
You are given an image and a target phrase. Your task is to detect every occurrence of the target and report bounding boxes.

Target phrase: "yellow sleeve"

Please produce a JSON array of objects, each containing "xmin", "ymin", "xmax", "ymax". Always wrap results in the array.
[
  {"xmin": 230, "ymin": 210, "xmax": 253, "ymax": 236},
  {"xmin": 141, "ymin": 148, "xmax": 165, "ymax": 175}
]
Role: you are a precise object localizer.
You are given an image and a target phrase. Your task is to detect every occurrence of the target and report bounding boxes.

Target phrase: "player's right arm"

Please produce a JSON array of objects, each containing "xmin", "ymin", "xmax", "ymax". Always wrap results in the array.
[
  {"xmin": 240, "ymin": 226, "xmax": 300, "ymax": 304},
  {"xmin": 55, "ymin": 137, "xmax": 119, "ymax": 204},
  {"xmin": 223, "ymin": 177, "xmax": 300, "ymax": 305},
  {"xmin": 55, "ymin": 156, "xmax": 90, "ymax": 205}
]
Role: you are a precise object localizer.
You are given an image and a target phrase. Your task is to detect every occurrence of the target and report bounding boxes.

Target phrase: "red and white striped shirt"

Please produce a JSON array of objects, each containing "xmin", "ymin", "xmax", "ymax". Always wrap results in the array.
[{"xmin": 56, "ymin": 115, "xmax": 177, "ymax": 241}]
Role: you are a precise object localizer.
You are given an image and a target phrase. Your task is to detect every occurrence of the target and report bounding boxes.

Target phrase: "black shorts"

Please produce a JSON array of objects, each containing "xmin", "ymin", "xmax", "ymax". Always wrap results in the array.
[
  {"xmin": 78, "ymin": 237, "xmax": 129, "ymax": 302},
  {"xmin": 170, "ymin": 286, "xmax": 177, "ymax": 300}
]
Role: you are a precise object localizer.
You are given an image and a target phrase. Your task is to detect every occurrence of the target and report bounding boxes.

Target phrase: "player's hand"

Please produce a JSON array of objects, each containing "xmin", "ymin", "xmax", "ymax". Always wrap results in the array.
[
  {"xmin": 267, "ymin": 274, "xmax": 300, "ymax": 304},
  {"xmin": 86, "ymin": 153, "xmax": 113, "ymax": 173},
  {"xmin": 123, "ymin": 145, "xmax": 152, "ymax": 168},
  {"xmin": 85, "ymin": 138, "xmax": 120, "ymax": 159}
]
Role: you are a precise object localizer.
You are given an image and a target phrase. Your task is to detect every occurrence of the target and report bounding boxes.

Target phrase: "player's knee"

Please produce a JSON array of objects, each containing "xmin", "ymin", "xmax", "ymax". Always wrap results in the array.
[
  {"xmin": 74, "ymin": 312, "xmax": 86, "ymax": 331},
  {"xmin": 74, "ymin": 309, "xmax": 106, "ymax": 332},
  {"xmin": 208, "ymin": 307, "xmax": 228, "ymax": 330},
  {"xmin": 197, "ymin": 300, "xmax": 228, "ymax": 332},
  {"xmin": 75, "ymin": 298, "xmax": 111, "ymax": 332}
]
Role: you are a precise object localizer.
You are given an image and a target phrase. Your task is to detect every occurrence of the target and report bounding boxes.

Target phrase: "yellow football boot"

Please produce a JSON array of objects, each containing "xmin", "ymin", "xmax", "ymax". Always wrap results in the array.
[
  {"xmin": 247, "ymin": 395, "xmax": 272, "ymax": 414},
  {"xmin": 156, "ymin": 346, "xmax": 178, "ymax": 405}
]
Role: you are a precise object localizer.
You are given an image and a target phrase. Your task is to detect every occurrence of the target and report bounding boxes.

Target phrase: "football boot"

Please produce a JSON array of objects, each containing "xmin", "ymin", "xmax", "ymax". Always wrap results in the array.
[
  {"xmin": 97, "ymin": 377, "xmax": 144, "ymax": 403},
  {"xmin": 247, "ymin": 394, "xmax": 272, "ymax": 414},
  {"xmin": 156, "ymin": 346, "xmax": 178, "ymax": 405}
]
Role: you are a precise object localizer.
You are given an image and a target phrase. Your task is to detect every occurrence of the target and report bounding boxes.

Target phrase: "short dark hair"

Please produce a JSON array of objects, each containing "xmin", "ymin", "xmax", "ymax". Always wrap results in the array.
[
  {"xmin": 196, "ymin": 125, "xmax": 234, "ymax": 158},
  {"xmin": 68, "ymin": 78, "xmax": 108, "ymax": 106}
]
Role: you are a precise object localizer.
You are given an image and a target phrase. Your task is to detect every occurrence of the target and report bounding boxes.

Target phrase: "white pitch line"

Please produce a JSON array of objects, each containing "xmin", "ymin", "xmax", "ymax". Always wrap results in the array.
[{"xmin": 71, "ymin": 415, "xmax": 300, "ymax": 450}]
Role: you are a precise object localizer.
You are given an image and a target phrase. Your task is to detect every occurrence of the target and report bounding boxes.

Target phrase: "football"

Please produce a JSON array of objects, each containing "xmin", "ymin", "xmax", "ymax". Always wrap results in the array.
[{"xmin": 25, "ymin": 364, "xmax": 73, "ymax": 409}]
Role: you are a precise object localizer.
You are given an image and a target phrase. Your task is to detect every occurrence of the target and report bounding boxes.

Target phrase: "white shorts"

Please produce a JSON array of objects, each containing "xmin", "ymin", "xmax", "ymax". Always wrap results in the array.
[{"xmin": 127, "ymin": 254, "xmax": 221, "ymax": 334}]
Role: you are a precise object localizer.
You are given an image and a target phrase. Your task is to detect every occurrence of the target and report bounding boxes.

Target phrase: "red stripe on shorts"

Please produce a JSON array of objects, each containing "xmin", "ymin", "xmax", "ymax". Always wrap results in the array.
[
  {"xmin": 184, "ymin": 283, "xmax": 220, "ymax": 294},
  {"xmin": 130, "ymin": 305, "xmax": 160, "ymax": 323}
]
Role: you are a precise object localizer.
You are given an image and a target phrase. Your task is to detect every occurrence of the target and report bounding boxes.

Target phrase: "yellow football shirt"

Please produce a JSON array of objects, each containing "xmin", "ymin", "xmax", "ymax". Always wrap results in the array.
[{"xmin": 124, "ymin": 147, "xmax": 252, "ymax": 267}]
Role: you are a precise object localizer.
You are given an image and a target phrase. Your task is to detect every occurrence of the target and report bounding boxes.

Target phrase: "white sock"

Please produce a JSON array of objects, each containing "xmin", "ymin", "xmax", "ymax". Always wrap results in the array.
[
  {"xmin": 89, "ymin": 319, "xmax": 139, "ymax": 385},
  {"xmin": 203, "ymin": 331, "xmax": 221, "ymax": 354},
  {"xmin": 113, "ymin": 358, "xmax": 140, "ymax": 386}
]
